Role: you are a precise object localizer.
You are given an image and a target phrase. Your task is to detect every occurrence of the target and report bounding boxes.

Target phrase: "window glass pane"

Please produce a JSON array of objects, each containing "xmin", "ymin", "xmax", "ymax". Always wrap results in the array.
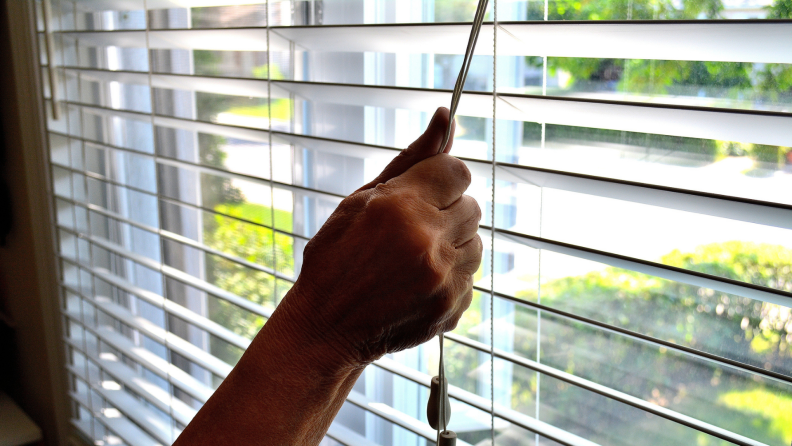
[{"xmin": 40, "ymin": 2, "xmax": 790, "ymax": 445}]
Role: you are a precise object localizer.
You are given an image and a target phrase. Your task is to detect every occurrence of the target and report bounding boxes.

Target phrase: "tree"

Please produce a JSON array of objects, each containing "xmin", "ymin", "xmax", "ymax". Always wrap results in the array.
[{"xmin": 203, "ymin": 203, "xmax": 294, "ymax": 365}]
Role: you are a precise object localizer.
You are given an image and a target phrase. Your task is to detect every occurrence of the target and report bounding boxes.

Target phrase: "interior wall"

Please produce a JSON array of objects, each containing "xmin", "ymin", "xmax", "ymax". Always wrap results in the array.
[{"xmin": 0, "ymin": 0, "xmax": 71, "ymax": 444}]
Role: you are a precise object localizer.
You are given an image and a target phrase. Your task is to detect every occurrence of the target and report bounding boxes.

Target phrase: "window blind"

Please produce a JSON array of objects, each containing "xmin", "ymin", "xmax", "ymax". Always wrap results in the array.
[{"xmin": 34, "ymin": 1, "xmax": 791, "ymax": 445}]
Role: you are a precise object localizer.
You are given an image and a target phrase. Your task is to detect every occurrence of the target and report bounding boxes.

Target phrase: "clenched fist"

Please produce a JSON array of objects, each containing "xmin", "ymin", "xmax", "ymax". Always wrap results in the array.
[{"xmin": 283, "ymin": 106, "xmax": 483, "ymax": 367}]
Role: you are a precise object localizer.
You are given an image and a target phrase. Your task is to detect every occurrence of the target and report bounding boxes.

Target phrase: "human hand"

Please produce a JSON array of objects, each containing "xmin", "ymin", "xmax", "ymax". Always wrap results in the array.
[{"xmin": 277, "ymin": 107, "xmax": 482, "ymax": 369}]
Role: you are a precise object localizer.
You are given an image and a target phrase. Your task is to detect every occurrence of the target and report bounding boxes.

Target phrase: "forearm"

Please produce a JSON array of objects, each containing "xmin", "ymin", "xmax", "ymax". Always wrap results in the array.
[{"xmin": 174, "ymin": 289, "xmax": 364, "ymax": 445}]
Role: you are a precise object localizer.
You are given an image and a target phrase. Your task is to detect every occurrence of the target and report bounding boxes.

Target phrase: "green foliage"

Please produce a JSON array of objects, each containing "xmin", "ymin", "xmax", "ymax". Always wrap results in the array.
[
  {"xmin": 196, "ymin": 134, "xmax": 244, "ymax": 210},
  {"xmin": 251, "ymin": 64, "xmax": 286, "ymax": 80},
  {"xmin": 719, "ymin": 388, "xmax": 792, "ymax": 440},
  {"xmin": 224, "ymin": 99, "xmax": 293, "ymax": 122},
  {"xmin": 757, "ymin": 62, "xmax": 792, "ymax": 101},
  {"xmin": 193, "ymin": 50, "xmax": 223, "ymax": 77},
  {"xmin": 755, "ymin": 0, "xmax": 792, "ymax": 103},
  {"xmin": 202, "ymin": 202, "xmax": 295, "ymax": 361},
  {"xmin": 503, "ymin": 242, "xmax": 792, "ymax": 444},
  {"xmin": 544, "ymin": 0, "xmax": 722, "ymax": 21},
  {"xmin": 662, "ymin": 241, "xmax": 791, "ymax": 289},
  {"xmin": 766, "ymin": 0, "xmax": 792, "ymax": 17},
  {"xmin": 216, "ymin": 202, "xmax": 294, "ymax": 232}
]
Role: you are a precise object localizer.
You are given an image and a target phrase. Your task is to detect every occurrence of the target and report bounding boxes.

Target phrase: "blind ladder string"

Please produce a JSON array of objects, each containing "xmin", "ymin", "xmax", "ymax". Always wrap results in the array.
[
  {"xmin": 143, "ymin": 2, "xmax": 177, "ymax": 441},
  {"xmin": 490, "ymin": 0, "xmax": 498, "ymax": 444}
]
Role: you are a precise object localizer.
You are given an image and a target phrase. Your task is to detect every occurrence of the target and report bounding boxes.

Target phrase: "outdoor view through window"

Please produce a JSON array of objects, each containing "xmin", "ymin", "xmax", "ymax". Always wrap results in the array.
[{"xmin": 38, "ymin": 0, "xmax": 791, "ymax": 445}]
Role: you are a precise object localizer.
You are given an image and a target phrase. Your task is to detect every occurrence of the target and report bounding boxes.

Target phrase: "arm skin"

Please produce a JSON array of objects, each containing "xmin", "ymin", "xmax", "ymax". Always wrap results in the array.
[{"xmin": 174, "ymin": 107, "xmax": 482, "ymax": 445}]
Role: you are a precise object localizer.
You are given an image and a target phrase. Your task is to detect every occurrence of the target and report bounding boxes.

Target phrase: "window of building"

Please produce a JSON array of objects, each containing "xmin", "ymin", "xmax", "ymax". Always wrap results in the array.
[{"xmin": 37, "ymin": 0, "xmax": 791, "ymax": 445}]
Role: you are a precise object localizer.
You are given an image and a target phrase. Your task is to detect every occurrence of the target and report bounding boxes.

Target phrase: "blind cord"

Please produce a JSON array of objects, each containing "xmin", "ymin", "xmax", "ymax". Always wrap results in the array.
[
  {"xmin": 437, "ymin": 0, "xmax": 491, "ymax": 155},
  {"xmin": 430, "ymin": 2, "xmax": 491, "ymax": 445}
]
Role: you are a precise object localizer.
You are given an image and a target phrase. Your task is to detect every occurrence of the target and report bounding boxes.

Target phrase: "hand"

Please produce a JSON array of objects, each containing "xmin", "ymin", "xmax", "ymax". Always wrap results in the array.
[{"xmin": 278, "ymin": 107, "xmax": 483, "ymax": 369}]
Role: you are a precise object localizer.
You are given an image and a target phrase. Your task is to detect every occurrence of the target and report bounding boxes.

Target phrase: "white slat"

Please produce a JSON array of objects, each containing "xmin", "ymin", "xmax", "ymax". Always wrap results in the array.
[
  {"xmin": 69, "ymin": 363, "xmax": 175, "ymax": 445},
  {"xmin": 496, "ymin": 164, "xmax": 792, "ymax": 231},
  {"xmin": 326, "ymin": 424, "xmax": 380, "ymax": 446},
  {"xmin": 63, "ymin": 22, "xmax": 792, "ymax": 64},
  {"xmin": 497, "ymin": 22, "xmax": 792, "ymax": 63},
  {"xmin": 93, "ymin": 325, "xmax": 215, "ymax": 403},
  {"xmin": 71, "ymin": 0, "xmax": 265, "ymax": 10},
  {"xmin": 72, "ymin": 69, "xmax": 269, "ymax": 98},
  {"xmin": 93, "ymin": 295, "xmax": 235, "ymax": 377},
  {"xmin": 64, "ymin": 333, "xmax": 195, "ymax": 425},
  {"xmin": 344, "ymin": 390, "xmax": 474, "ymax": 446},
  {"xmin": 67, "ymin": 77, "xmax": 792, "ymax": 148},
  {"xmin": 498, "ymin": 94, "xmax": 792, "ymax": 148},
  {"xmin": 493, "ymin": 230, "xmax": 792, "ymax": 308}
]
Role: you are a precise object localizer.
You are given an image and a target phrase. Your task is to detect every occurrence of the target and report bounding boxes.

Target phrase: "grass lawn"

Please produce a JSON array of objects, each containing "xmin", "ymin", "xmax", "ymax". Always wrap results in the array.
[
  {"xmin": 225, "ymin": 98, "xmax": 292, "ymax": 122},
  {"xmin": 215, "ymin": 202, "xmax": 293, "ymax": 233},
  {"xmin": 717, "ymin": 387, "xmax": 792, "ymax": 443}
]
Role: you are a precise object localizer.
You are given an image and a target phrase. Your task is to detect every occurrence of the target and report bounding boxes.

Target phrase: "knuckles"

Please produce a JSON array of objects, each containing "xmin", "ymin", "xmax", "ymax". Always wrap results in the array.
[
  {"xmin": 363, "ymin": 187, "xmax": 451, "ymax": 294},
  {"xmin": 462, "ymin": 195, "xmax": 483, "ymax": 224}
]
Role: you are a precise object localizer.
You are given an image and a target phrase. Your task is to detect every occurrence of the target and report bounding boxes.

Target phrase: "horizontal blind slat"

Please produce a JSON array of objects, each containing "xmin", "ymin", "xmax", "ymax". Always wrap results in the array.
[
  {"xmin": 496, "ymin": 164, "xmax": 792, "ymax": 230},
  {"xmin": 90, "ymin": 322, "xmax": 216, "ymax": 403},
  {"xmin": 61, "ymin": 22, "xmax": 792, "ymax": 63},
  {"xmin": 442, "ymin": 334, "xmax": 768, "ymax": 446},
  {"xmin": 90, "ymin": 295, "xmax": 235, "ymax": 377},
  {"xmin": 64, "ymin": 336, "xmax": 198, "ymax": 426},
  {"xmin": 51, "ymin": 126, "xmax": 792, "ymax": 218},
  {"xmin": 325, "ymin": 424, "xmax": 380, "ymax": 446},
  {"xmin": 71, "ymin": 0, "xmax": 266, "ymax": 10},
  {"xmin": 62, "ymin": 79, "xmax": 792, "ymax": 146},
  {"xmin": 67, "ymin": 363, "xmax": 175, "ymax": 444},
  {"xmin": 68, "ymin": 397, "xmax": 163, "ymax": 446},
  {"xmin": 489, "ymin": 228, "xmax": 792, "ymax": 308},
  {"xmin": 474, "ymin": 285, "xmax": 792, "ymax": 386},
  {"xmin": 498, "ymin": 94, "xmax": 792, "ymax": 148}
]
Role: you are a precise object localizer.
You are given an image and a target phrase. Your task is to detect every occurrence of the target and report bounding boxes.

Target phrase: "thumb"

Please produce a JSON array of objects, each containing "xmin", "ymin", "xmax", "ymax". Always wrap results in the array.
[{"xmin": 357, "ymin": 107, "xmax": 456, "ymax": 191}]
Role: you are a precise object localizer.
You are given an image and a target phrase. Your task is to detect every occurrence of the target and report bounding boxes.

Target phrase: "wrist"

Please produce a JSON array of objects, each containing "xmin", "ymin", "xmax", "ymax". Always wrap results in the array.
[{"xmin": 253, "ymin": 283, "xmax": 369, "ymax": 378}]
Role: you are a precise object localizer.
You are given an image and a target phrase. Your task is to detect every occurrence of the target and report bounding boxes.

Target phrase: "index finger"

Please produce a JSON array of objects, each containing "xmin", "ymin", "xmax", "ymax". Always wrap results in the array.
[{"xmin": 388, "ymin": 154, "xmax": 472, "ymax": 210}]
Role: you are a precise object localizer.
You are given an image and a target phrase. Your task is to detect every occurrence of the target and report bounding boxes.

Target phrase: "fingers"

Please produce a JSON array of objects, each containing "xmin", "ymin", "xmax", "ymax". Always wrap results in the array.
[
  {"xmin": 439, "ymin": 280, "xmax": 474, "ymax": 334},
  {"xmin": 357, "ymin": 107, "xmax": 455, "ymax": 192},
  {"xmin": 390, "ymin": 154, "xmax": 472, "ymax": 210},
  {"xmin": 454, "ymin": 234, "xmax": 483, "ymax": 276},
  {"xmin": 443, "ymin": 195, "xmax": 481, "ymax": 248}
]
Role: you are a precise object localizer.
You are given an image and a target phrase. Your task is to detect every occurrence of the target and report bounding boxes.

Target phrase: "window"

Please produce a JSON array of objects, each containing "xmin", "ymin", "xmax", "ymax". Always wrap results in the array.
[{"xmin": 36, "ymin": 0, "xmax": 791, "ymax": 445}]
